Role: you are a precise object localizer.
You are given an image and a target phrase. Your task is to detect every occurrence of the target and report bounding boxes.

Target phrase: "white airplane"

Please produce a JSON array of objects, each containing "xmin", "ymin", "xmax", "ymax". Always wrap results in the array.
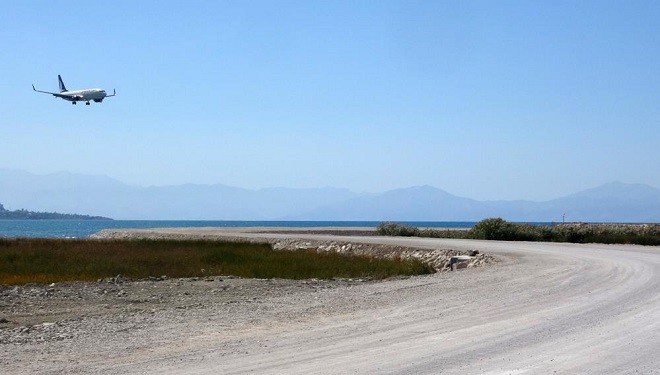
[{"xmin": 32, "ymin": 75, "xmax": 116, "ymax": 105}]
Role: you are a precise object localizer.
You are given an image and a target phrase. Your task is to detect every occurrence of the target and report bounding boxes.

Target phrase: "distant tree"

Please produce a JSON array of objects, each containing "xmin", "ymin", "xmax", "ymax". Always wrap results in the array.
[{"xmin": 0, "ymin": 204, "xmax": 111, "ymax": 220}]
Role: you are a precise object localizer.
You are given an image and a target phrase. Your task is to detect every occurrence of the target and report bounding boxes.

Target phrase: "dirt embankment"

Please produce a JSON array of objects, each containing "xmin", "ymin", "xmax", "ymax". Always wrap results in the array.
[{"xmin": 91, "ymin": 229, "xmax": 495, "ymax": 271}]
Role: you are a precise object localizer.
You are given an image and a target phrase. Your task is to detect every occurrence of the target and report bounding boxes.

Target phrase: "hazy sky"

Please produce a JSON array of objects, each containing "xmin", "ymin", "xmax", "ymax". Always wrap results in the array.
[{"xmin": 1, "ymin": 1, "xmax": 659, "ymax": 201}]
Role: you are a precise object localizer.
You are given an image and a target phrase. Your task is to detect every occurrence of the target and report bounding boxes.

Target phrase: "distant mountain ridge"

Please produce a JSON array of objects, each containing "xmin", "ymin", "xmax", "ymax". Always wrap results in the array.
[
  {"xmin": 294, "ymin": 182, "xmax": 660, "ymax": 222},
  {"xmin": 0, "ymin": 169, "xmax": 658, "ymax": 222},
  {"xmin": 0, "ymin": 169, "xmax": 360, "ymax": 220}
]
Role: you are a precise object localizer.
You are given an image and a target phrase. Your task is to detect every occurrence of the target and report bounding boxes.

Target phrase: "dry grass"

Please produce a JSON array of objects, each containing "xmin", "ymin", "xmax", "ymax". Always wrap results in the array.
[{"xmin": 0, "ymin": 238, "xmax": 434, "ymax": 285}]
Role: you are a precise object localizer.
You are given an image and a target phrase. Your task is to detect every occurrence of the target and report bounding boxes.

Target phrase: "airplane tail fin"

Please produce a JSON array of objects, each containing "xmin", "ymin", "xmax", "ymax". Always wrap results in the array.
[{"xmin": 58, "ymin": 75, "xmax": 67, "ymax": 92}]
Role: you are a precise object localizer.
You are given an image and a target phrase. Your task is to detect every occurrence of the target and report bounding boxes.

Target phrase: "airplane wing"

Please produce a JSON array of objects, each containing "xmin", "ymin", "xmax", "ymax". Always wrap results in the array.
[
  {"xmin": 32, "ymin": 85, "xmax": 79, "ymax": 99},
  {"xmin": 32, "ymin": 84, "xmax": 60, "ymax": 95}
]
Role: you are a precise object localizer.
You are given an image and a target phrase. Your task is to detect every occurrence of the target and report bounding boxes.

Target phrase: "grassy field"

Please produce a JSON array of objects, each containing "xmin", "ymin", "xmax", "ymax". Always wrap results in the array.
[
  {"xmin": 0, "ymin": 238, "xmax": 434, "ymax": 285},
  {"xmin": 378, "ymin": 219, "xmax": 660, "ymax": 246}
]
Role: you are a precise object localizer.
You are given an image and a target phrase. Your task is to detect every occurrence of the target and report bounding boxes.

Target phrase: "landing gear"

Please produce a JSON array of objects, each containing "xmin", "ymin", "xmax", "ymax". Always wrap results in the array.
[
  {"xmin": 72, "ymin": 102, "xmax": 76, "ymax": 105},
  {"xmin": 85, "ymin": 101, "xmax": 90, "ymax": 105}
]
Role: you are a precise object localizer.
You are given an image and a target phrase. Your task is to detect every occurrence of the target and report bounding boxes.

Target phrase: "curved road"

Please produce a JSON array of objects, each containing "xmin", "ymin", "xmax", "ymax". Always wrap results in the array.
[
  {"xmin": 130, "ymin": 230, "xmax": 660, "ymax": 374},
  {"xmin": 8, "ymin": 229, "xmax": 657, "ymax": 374}
]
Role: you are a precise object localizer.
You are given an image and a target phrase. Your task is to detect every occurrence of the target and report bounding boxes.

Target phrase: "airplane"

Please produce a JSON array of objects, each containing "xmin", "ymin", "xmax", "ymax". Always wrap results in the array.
[{"xmin": 32, "ymin": 75, "xmax": 116, "ymax": 105}]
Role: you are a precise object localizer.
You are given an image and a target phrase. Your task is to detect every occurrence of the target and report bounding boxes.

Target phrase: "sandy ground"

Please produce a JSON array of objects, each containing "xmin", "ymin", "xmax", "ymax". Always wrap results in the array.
[{"xmin": 1, "ymin": 228, "xmax": 659, "ymax": 374}]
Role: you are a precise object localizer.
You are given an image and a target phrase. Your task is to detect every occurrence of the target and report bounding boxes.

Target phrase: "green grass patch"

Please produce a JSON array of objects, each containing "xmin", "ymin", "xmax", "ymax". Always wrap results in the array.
[
  {"xmin": 0, "ymin": 238, "xmax": 434, "ymax": 285},
  {"xmin": 378, "ymin": 219, "xmax": 660, "ymax": 246}
]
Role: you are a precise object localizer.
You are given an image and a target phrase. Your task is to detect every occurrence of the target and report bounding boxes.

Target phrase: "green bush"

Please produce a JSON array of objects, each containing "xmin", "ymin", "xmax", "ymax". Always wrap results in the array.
[
  {"xmin": 418, "ymin": 228, "xmax": 470, "ymax": 239},
  {"xmin": 377, "ymin": 220, "xmax": 660, "ymax": 245},
  {"xmin": 549, "ymin": 223, "xmax": 659, "ymax": 245},
  {"xmin": 377, "ymin": 222, "xmax": 420, "ymax": 237},
  {"xmin": 470, "ymin": 218, "xmax": 518, "ymax": 240}
]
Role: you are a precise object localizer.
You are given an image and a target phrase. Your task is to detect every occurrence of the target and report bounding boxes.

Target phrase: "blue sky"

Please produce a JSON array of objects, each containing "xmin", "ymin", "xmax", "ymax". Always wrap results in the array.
[{"xmin": 1, "ymin": 1, "xmax": 658, "ymax": 200}]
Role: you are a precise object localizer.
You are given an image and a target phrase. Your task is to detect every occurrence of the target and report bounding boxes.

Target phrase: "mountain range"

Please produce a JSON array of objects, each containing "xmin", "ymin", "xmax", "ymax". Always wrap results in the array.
[{"xmin": 0, "ymin": 169, "xmax": 658, "ymax": 222}]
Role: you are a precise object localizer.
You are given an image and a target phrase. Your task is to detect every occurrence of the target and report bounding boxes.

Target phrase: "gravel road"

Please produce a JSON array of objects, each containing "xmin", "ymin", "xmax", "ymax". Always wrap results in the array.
[{"xmin": 2, "ymin": 228, "xmax": 659, "ymax": 374}]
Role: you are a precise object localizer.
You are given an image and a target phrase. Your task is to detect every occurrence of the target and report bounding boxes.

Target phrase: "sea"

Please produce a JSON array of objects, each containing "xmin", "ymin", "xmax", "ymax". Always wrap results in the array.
[{"xmin": 0, "ymin": 220, "xmax": 478, "ymax": 239}]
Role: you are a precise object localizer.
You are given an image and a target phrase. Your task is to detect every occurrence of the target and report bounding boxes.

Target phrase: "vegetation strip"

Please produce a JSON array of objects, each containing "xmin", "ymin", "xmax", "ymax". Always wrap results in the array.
[
  {"xmin": 0, "ymin": 238, "xmax": 434, "ymax": 285},
  {"xmin": 378, "ymin": 219, "xmax": 660, "ymax": 246},
  {"xmin": 0, "ymin": 202, "xmax": 111, "ymax": 220}
]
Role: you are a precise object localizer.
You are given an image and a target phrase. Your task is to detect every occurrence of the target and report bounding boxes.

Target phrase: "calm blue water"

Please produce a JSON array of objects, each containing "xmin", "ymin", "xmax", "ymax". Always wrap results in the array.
[{"xmin": 0, "ymin": 220, "xmax": 478, "ymax": 238}]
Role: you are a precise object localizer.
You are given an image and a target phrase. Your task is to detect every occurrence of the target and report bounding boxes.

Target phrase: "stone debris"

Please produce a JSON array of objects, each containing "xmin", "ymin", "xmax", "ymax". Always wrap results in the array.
[
  {"xmin": 0, "ymin": 273, "xmax": 368, "ymax": 346},
  {"xmin": 271, "ymin": 239, "xmax": 495, "ymax": 272}
]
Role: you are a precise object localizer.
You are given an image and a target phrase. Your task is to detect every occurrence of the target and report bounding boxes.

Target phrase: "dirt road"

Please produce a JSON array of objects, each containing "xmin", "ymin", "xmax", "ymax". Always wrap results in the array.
[{"xmin": 2, "ymin": 229, "xmax": 659, "ymax": 374}]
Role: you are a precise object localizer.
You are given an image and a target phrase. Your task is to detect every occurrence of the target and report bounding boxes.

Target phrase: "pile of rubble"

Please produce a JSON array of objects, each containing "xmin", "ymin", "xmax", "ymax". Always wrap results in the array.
[{"xmin": 271, "ymin": 239, "xmax": 494, "ymax": 272}]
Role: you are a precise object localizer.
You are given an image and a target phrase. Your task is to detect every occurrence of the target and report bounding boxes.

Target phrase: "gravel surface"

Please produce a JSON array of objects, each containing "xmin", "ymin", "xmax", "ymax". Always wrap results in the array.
[{"xmin": 2, "ymin": 228, "xmax": 659, "ymax": 374}]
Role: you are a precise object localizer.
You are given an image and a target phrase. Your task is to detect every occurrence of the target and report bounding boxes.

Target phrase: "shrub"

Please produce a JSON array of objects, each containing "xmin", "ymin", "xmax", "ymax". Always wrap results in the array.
[
  {"xmin": 469, "ymin": 218, "xmax": 518, "ymax": 240},
  {"xmin": 377, "ymin": 222, "xmax": 420, "ymax": 237},
  {"xmin": 418, "ymin": 228, "xmax": 470, "ymax": 239},
  {"xmin": 377, "ymin": 220, "xmax": 660, "ymax": 245}
]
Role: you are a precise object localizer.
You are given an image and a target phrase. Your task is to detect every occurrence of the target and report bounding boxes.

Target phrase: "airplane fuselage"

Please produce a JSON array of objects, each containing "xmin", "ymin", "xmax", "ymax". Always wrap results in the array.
[
  {"xmin": 59, "ymin": 89, "xmax": 109, "ymax": 102},
  {"xmin": 32, "ymin": 75, "xmax": 115, "ymax": 105}
]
